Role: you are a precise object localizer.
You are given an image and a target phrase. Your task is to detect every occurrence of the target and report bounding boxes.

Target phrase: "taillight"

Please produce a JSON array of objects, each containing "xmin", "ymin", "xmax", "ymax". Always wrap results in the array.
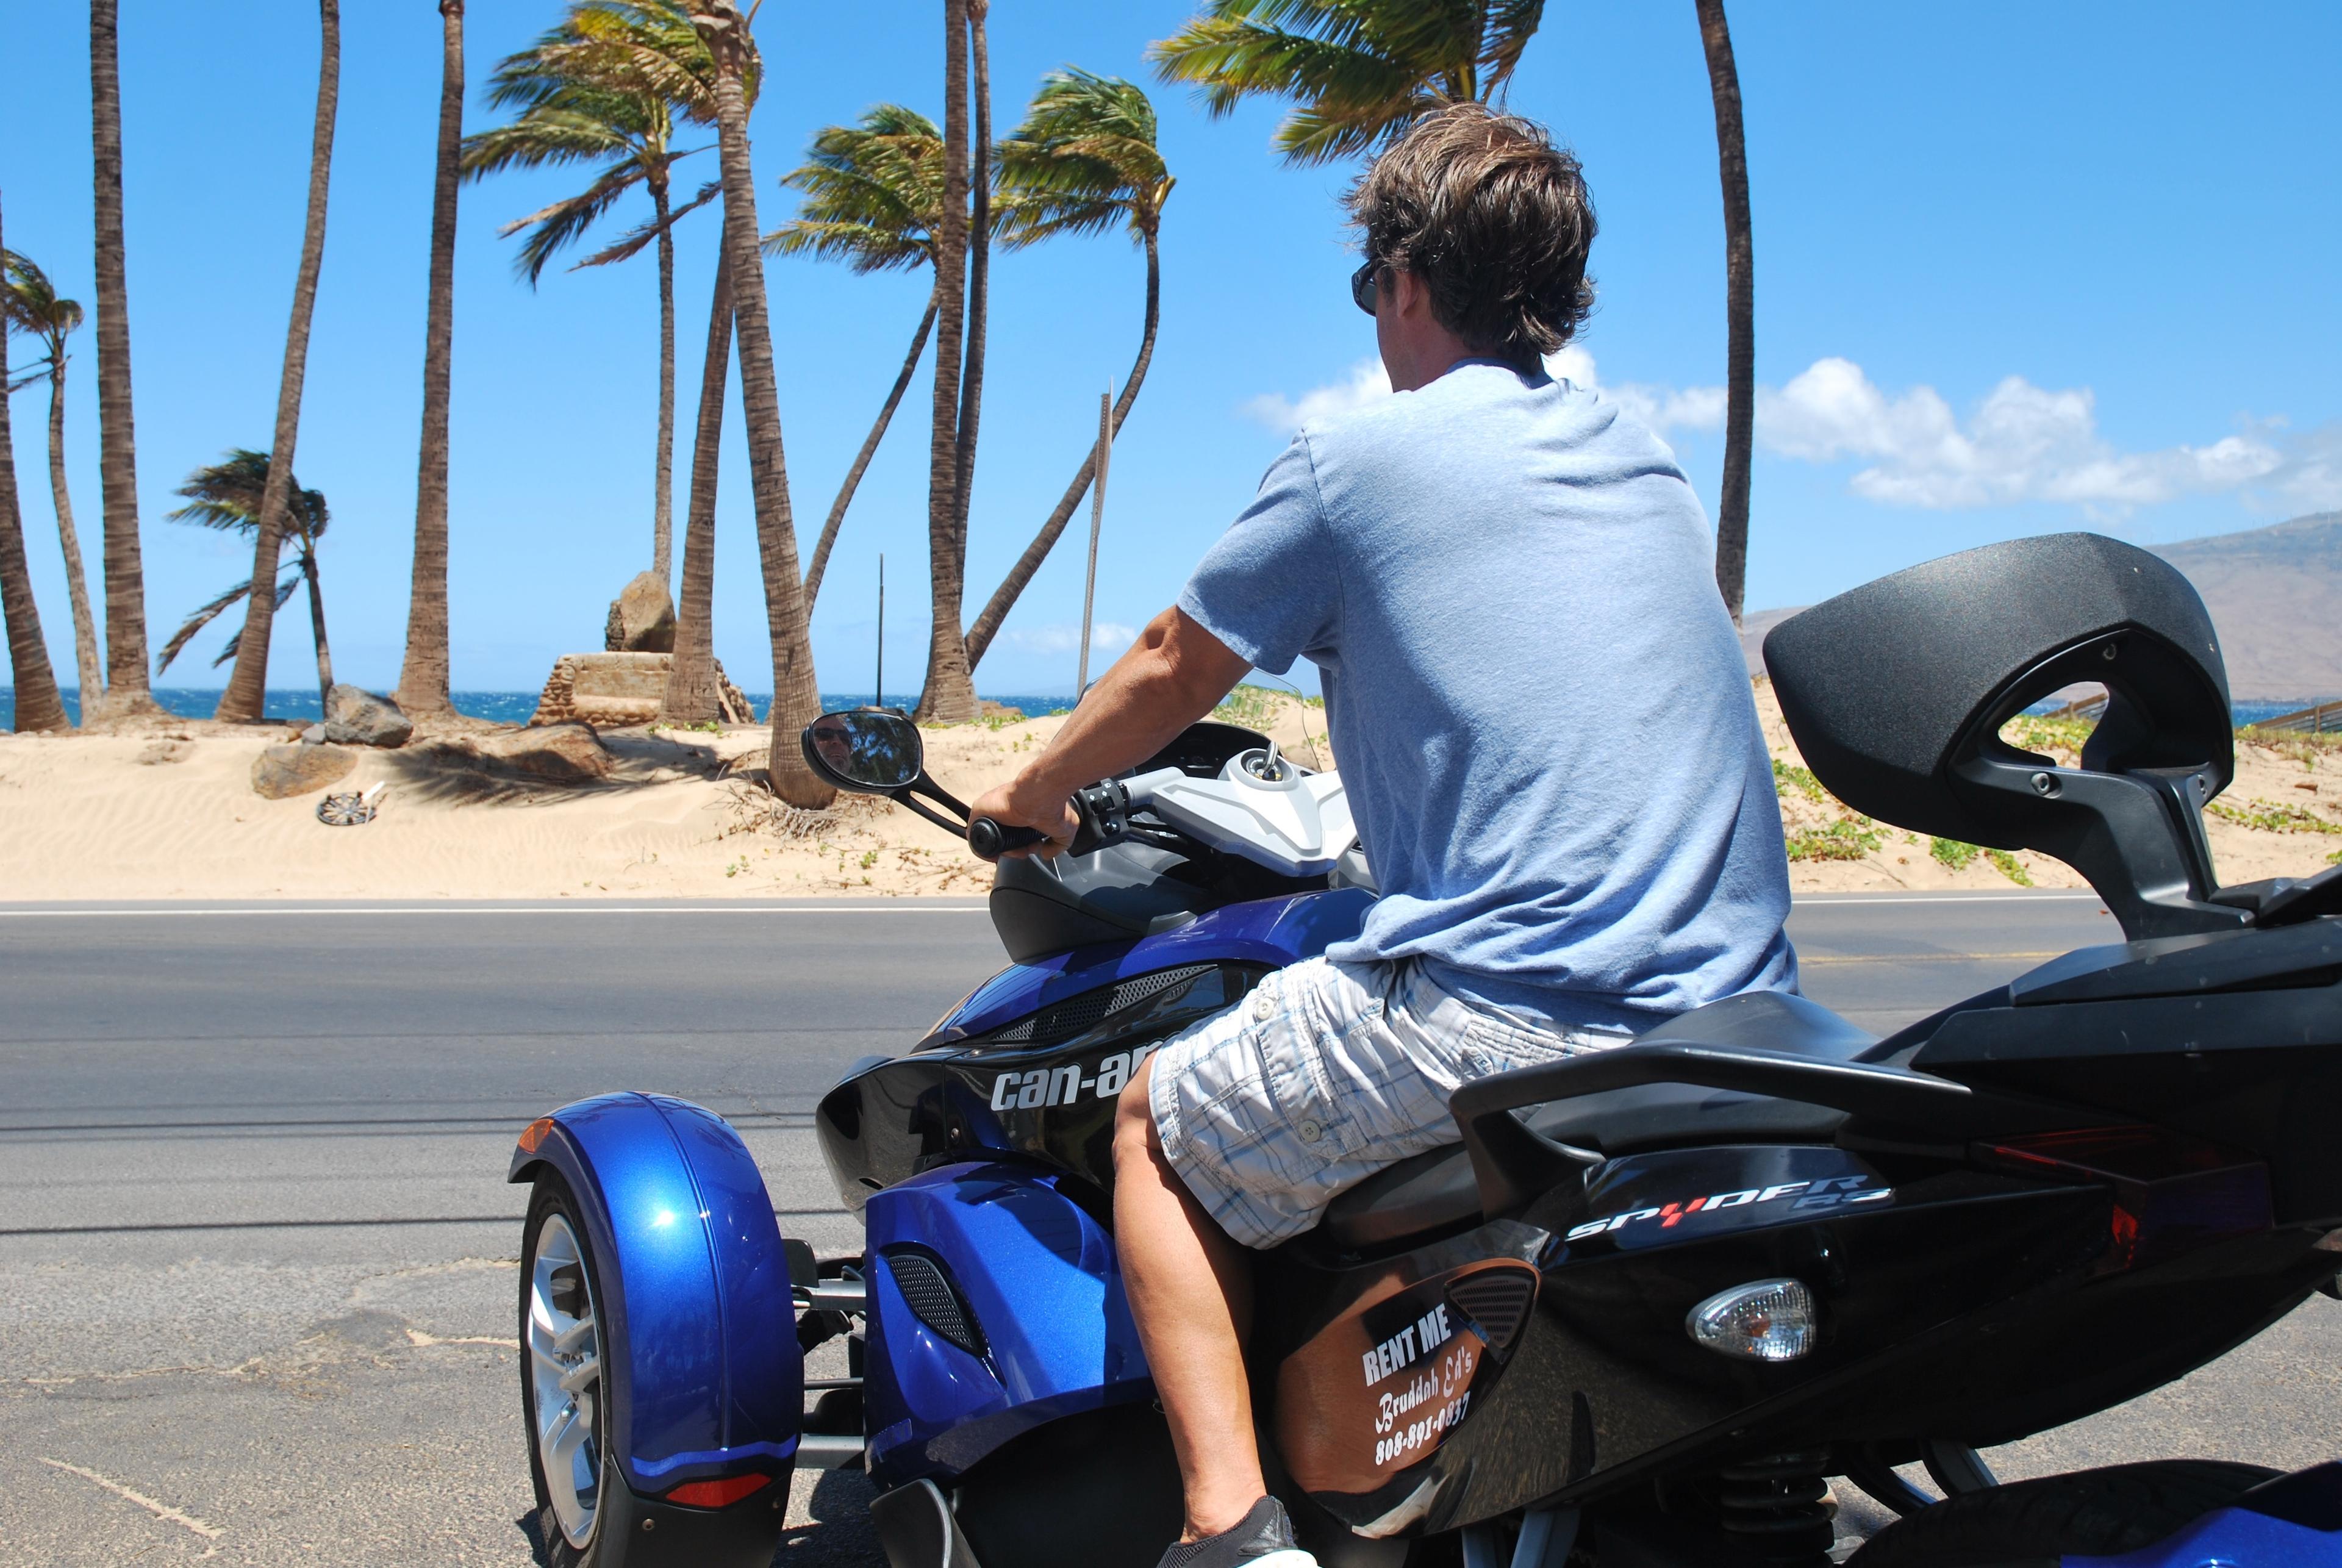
[
  {"xmin": 664, "ymin": 1472, "xmax": 772, "ymax": 1509},
  {"xmin": 1978, "ymin": 1126, "xmax": 2272, "ymax": 1273}
]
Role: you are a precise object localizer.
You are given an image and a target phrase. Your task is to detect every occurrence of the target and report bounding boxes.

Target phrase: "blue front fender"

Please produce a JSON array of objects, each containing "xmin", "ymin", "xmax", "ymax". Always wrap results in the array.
[
  {"xmin": 510, "ymin": 1093, "xmax": 803, "ymax": 1493},
  {"xmin": 862, "ymin": 1160, "xmax": 1152, "ymax": 1484}
]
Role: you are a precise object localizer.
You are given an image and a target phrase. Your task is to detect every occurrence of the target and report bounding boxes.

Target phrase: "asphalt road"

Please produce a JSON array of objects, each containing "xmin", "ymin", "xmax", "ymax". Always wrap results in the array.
[{"xmin": 1, "ymin": 895, "xmax": 2334, "ymax": 1566}]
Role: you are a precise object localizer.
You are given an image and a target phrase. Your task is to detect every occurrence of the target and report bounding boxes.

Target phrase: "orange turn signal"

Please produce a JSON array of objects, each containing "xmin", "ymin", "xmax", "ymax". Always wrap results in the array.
[{"xmin": 664, "ymin": 1472, "xmax": 772, "ymax": 1509}]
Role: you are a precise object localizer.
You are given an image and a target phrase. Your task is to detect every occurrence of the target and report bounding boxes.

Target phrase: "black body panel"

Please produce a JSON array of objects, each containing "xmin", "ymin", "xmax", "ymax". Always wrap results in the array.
[{"xmin": 815, "ymin": 962, "xmax": 1266, "ymax": 1211}]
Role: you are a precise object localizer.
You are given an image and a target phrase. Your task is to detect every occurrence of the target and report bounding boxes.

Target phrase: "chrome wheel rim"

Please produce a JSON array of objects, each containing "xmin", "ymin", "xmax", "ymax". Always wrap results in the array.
[{"xmin": 529, "ymin": 1212, "xmax": 603, "ymax": 1547}]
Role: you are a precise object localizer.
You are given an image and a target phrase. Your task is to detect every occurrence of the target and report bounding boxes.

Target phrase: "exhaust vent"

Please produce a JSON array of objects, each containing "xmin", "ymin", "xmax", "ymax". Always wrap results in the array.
[
  {"xmin": 989, "ymin": 965, "xmax": 1214, "ymax": 1047},
  {"xmin": 1445, "ymin": 1264, "xmax": 1539, "ymax": 1357},
  {"xmin": 883, "ymin": 1248, "xmax": 987, "ymax": 1357}
]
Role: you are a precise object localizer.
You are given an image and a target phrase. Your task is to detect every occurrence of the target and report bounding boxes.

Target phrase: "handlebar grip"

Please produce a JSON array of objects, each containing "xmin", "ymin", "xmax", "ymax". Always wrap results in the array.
[{"xmin": 968, "ymin": 817, "xmax": 1048, "ymax": 862}]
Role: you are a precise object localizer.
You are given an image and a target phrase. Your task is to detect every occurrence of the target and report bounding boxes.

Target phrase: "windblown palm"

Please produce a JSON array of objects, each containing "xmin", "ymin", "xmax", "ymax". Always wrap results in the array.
[
  {"xmin": 162, "ymin": 451, "xmax": 335, "ymax": 712},
  {"xmin": 465, "ymin": 0, "xmax": 739, "ymax": 580},
  {"xmin": 3, "ymin": 249, "xmax": 103, "ymax": 701},
  {"xmin": 1149, "ymin": 0, "xmax": 1545, "ymax": 163},
  {"xmin": 964, "ymin": 70, "xmax": 1175, "ymax": 670},
  {"xmin": 766, "ymin": 106, "xmax": 954, "ymax": 612}
]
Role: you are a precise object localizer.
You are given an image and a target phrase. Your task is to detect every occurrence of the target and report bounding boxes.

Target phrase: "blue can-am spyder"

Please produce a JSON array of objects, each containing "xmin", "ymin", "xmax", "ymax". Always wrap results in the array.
[{"xmin": 508, "ymin": 535, "xmax": 2342, "ymax": 1568}]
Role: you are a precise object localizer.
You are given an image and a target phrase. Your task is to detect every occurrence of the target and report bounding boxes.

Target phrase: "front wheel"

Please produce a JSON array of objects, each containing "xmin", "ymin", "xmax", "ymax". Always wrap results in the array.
[
  {"xmin": 522, "ymin": 1172, "xmax": 617, "ymax": 1566},
  {"xmin": 1845, "ymin": 1459, "xmax": 2280, "ymax": 1566}
]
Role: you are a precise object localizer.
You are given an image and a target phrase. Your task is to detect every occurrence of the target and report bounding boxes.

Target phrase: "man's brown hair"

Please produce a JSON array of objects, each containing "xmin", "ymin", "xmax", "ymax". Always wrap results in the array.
[{"xmin": 1348, "ymin": 103, "xmax": 1597, "ymax": 365}]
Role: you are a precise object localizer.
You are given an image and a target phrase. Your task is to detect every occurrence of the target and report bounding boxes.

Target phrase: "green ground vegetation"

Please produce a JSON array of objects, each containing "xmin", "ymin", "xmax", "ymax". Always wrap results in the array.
[
  {"xmin": 1772, "ymin": 757, "xmax": 1826, "ymax": 803},
  {"xmin": 1211, "ymin": 684, "xmax": 1282, "ymax": 729},
  {"xmin": 1986, "ymin": 848, "xmax": 2034, "ymax": 886},
  {"xmin": 1786, "ymin": 817, "xmax": 1881, "ymax": 862},
  {"xmin": 1930, "ymin": 837, "xmax": 1980, "ymax": 871},
  {"xmin": 2207, "ymin": 797, "xmax": 2342, "ymax": 835}
]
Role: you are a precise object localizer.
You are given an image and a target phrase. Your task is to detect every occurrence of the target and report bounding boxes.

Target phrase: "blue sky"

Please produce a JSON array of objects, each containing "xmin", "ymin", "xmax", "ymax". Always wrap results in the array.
[{"xmin": 5, "ymin": 1, "xmax": 2337, "ymax": 700}]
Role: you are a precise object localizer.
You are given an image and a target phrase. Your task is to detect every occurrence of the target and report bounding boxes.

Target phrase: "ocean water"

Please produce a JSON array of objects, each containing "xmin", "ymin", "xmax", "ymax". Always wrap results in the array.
[
  {"xmin": 1, "ymin": 687, "xmax": 2315, "ymax": 736},
  {"xmin": 0, "ymin": 688, "xmax": 1076, "ymax": 732}
]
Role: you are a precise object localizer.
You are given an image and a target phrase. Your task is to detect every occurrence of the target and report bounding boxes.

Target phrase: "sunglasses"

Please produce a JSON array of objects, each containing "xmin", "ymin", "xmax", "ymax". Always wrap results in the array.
[{"xmin": 1350, "ymin": 257, "xmax": 1383, "ymax": 317}]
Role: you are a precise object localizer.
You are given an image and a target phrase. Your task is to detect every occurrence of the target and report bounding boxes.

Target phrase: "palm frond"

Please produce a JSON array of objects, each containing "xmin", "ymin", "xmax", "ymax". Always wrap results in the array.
[
  {"xmin": 995, "ymin": 70, "xmax": 1170, "ymax": 247},
  {"xmin": 460, "ymin": 107, "xmax": 647, "ymax": 179},
  {"xmin": 498, "ymin": 162, "xmax": 650, "ymax": 285},
  {"xmin": 205, "ymin": 574, "xmax": 304, "ymax": 671},
  {"xmin": 156, "ymin": 576, "xmax": 268, "ymax": 675},
  {"xmin": 1148, "ymin": 0, "xmax": 1503, "ymax": 164},
  {"xmin": 768, "ymin": 106, "xmax": 949, "ymax": 273},
  {"xmin": 2, "ymin": 248, "xmax": 84, "ymax": 350},
  {"xmin": 576, "ymin": 174, "xmax": 718, "ymax": 268},
  {"xmin": 167, "ymin": 449, "xmax": 327, "ymax": 543}
]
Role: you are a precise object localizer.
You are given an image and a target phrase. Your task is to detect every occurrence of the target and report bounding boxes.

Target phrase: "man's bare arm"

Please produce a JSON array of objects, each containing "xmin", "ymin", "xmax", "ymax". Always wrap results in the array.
[{"xmin": 969, "ymin": 606, "xmax": 1252, "ymax": 853}]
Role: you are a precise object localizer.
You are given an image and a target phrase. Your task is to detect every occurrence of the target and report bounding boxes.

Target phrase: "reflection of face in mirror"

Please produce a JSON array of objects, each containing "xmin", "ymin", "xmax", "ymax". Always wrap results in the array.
[{"xmin": 805, "ymin": 711, "xmax": 922, "ymax": 792}]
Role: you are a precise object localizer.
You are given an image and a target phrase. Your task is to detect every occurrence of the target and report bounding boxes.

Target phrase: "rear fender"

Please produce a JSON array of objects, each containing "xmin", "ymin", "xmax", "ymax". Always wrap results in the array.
[
  {"xmin": 862, "ymin": 1161, "xmax": 1150, "ymax": 1484},
  {"xmin": 510, "ymin": 1094, "xmax": 803, "ymax": 1494}
]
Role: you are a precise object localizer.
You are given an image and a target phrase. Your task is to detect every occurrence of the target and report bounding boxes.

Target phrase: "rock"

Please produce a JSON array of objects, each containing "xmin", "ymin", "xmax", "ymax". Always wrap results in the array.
[
  {"xmin": 251, "ymin": 742, "xmax": 356, "ymax": 799},
  {"xmin": 470, "ymin": 721, "xmax": 611, "ymax": 782},
  {"xmin": 978, "ymin": 700, "xmax": 1026, "ymax": 721},
  {"xmin": 529, "ymin": 651, "xmax": 753, "ymax": 728},
  {"xmin": 136, "ymin": 740, "xmax": 191, "ymax": 766},
  {"xmin": 301, "ymin": 723, "xmax": 328, "ymax": 745},
  {"xmin": 604, "ymin": 571, "xmax": 676, "ymax": 654},
  {"xmin": 323, "ymin": 685, "xmax": 414, "ymax": 748}
]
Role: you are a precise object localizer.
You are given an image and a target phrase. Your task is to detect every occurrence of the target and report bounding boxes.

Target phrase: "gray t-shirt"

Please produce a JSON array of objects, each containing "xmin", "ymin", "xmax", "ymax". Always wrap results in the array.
[{"xmin": 1179, "ymin": 359, "xmax": 1796, "ymax": 1031}]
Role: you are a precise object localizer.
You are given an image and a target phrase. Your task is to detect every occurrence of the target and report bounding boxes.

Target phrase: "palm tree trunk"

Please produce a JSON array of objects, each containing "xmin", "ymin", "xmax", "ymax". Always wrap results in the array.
[
  {"xmin": 661, "ymin": 249, "xmax": 732, "ymax": 724},
  {"xmin": 915, "ymin": 0, "xmax": 978, "ymax": 725},
  {"xmin": 218, "ymin": 0, "xmax": 340, "ymax": 722},
  {"xmin": 694, "ymin": 1, "xmax": 829, "ymax": 806},
  {"xmin": 396, "ymin": 0, "xmax": 462, "ymax": 720},
  {"xmin": 804, "ymin": 290, "xmax": 936, "ymax": 614},
  {"xmin": 965, "ymin": 227, "xmax": 1161, "ymax": 669},
  {"xmin": 947, "ymin": 0, "xmax": 991, "ymax": 565},
  {"xmin": 45, "ymin": 353, "xmax": 105, "ymax": 703},
  {"xmin": 88, "ymin": 0, "xmax": 160, "ymax": 718},
  {"xmin": 1696, "ymin": 0, "xmax": 1754, "ymax": 627},
  {"xmin": 1, "ymin": 198, "xmax": 70, "ymax": 734},
  {"xmin": 651, "ymin": 169, "xmax": 677, "ymax": 581},
  {"xmin": 301, "ymin": 546, "xmax": 334, "ymax": 712}
]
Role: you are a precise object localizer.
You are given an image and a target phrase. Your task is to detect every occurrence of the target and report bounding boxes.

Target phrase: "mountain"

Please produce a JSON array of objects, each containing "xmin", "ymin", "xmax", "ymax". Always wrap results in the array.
[
  {"xmin": 2150, "ymin": 512, "xmax": 2342, "ymax": 701},
  {"xmin": 1742, "ymin": 512, "xmax": 2342, "ymax": 701}
]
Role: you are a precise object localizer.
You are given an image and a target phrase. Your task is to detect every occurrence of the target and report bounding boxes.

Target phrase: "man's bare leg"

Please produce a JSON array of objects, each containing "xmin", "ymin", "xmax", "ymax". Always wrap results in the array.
[{"xmin": 1114, "ymin": 1055, "xmax": 1268, "ymax": 1542}]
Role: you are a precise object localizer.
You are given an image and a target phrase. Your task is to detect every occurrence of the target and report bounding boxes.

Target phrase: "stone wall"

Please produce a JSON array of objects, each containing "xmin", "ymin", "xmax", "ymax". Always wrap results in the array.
[{"xmin": 530, "ymin": 653, "xmax": 754, "ymax": 728}]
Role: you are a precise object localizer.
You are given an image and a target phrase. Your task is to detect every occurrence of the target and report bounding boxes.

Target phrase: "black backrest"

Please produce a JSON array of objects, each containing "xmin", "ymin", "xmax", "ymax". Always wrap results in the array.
[{"xmin": 1764, "ymin": 534, "xmax": 2244, "ymax": 939}]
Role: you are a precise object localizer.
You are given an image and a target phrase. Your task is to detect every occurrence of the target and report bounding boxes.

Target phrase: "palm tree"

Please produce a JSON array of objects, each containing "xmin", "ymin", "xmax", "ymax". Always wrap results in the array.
[
  {"xmin": 3, "ymin": 250, "xmax": 103, "ymax": 702},
  {"xmin": 659, "ymin": 251, "xmax": 731, "ymax": 723},
  {"xmin": 87, "ymin": 0, "xmax": 161, "ymax": 718},
  {"xmin": 463, "ymin": 0, "xmax": 727, "ymax": 584},
  {"xmin": 690, "ymin": 0, "xmax": 829, "ymax": 806},
  {"xmin": 160, "ymin": 452, "xmax": 335, "ymax": 712},
  {"xmin": 1695, "ymin": 0, "xmax": 1753, "ymax": 626},
  {"xmin": 916, "ymin": 0, "xmax": 979, "ymax": 725},
  {"xmin": 1, "ymin": 196, "xmax": 70, "ymax": 734},
  {"xmin": 964, "ymin": 70, "xmax": 1175, "ymax": 671},
  {"xmin": 767, "ymin": 106, "xmax": 953, "ymax": 612},
  {"xmin": 396, "ymin": 1, "xmax": 465, "ymax": 720},
  {"xmin": 1148, "ymin": 0, "xmax": 1546, "ymax": 163},
  {"xmin": 217, "ymin": 0, "xmax": 340, "ymax": 723}
]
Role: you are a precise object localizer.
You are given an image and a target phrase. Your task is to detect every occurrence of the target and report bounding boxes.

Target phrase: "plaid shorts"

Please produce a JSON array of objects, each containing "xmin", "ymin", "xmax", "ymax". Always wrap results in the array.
[{"xmin": 1147, "ymin": 956, "xmax": 1631, "ymax": 1249}]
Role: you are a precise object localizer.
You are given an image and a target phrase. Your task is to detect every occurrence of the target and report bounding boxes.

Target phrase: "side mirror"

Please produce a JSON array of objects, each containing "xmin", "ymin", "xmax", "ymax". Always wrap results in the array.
[{"xmin": 802, "ymin": 709, "xmax": 924, "ymax": 794}]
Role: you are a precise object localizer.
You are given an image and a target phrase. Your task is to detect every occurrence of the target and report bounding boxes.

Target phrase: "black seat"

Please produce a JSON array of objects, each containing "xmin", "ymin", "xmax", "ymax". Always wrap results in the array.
[{"xmin": 1316, "ymin": 993, "xmax": 1875, "ymax": 1251}]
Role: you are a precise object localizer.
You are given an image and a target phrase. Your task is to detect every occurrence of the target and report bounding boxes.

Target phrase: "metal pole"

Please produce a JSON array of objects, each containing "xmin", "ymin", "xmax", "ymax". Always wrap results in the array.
[
  {"xmin": 875, "ymin": 553, "xmax": 884, "ymax": 709},
  {"xmin": 1075, "ymin": 388, "xmax": 1111, "ymax": 700}
]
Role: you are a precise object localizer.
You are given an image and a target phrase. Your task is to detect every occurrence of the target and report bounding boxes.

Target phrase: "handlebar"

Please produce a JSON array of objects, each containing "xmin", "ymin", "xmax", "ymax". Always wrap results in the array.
[{"xmin": 967, "ymin": 818, "xmax": 1050, "ymax": 862}]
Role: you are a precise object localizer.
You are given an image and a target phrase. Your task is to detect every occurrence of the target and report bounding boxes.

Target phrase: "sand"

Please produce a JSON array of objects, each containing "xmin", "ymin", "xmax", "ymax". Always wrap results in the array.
[{"xmin": 0, "ymin": 686, "xmax": 2331, "ymax": 901}]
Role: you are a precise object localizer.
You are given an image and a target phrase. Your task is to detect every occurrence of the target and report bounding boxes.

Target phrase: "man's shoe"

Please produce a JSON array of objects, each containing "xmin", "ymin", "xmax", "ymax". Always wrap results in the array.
[{"xmin": 1155, "ymin": 1496, "xmax": 1319, "ymax": 1568}]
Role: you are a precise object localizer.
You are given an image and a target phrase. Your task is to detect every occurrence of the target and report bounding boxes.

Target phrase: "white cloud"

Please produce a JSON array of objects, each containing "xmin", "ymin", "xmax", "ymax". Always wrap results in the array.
[
  {"xmin": 1242, "ymin": 358, "xmax": 1391, "ymax": 433},
  {"xmin": 1001, "ymin": 620, "xmax": 1137, "ymax": 657},
  {"xmin": 1242, "ymin": 351, "xmax": 2312, "ymax": 516},
  {"xmin": 1752, "ymin": 358, "xmax": 2282, "ymax": 510}
]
